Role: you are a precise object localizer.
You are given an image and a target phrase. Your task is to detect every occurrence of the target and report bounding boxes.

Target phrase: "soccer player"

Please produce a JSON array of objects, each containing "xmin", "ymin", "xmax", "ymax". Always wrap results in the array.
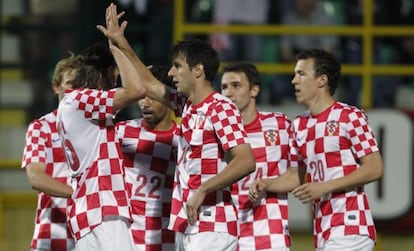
[
  {"xmin": 249, "ymin": 49, "xmax": 384, "ymax": 251},
  {"xmin": 21, "ymin": 53, "xmax": 79, "ymax": 251},
  {"xmin": 56, "ymin": 42, "xmax": 145, "ymax": 251},
  {"xmin": 116, "ymin": 66, "xmax": 179, "ymax": 250},
  {"xmin": 97, "ymin": 3, "xmax": 255, "ymax": 250},
  {"xmin": 220, "ymin": 62, "xmax": 291, "ymax": 251}
]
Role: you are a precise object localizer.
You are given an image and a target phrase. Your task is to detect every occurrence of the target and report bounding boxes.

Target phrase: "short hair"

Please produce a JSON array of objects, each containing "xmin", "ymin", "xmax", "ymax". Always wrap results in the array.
[
  {"xmin": 222, "ymin": 62, "xmax": 261, "ymax": 89},
  {"xmin": 51, "ymin": 52, "xmax": 80, "ymax": 86},
  {"xmin": 296, "ymin": 49, "xmax": 341, "ymax": 95},
  {"xmin": 170, "ymin": 39, "xmax": 219, "ymax": 82},
  {"xmin": 72, "ymin": 42, "xmax": 117, "ymax": 90}
]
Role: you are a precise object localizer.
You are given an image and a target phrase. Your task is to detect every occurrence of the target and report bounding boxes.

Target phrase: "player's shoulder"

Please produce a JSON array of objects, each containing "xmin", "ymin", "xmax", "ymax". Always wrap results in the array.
[
  {"xmin": 73, "ymin": 87, "xmax": 114, "ymax": 97},
  {"xmin": 42, "ymin": 110, "xmax": 58, "ymax": 122},
  {"xmin": 195, "ymin": 92, "xmax": 238, "ymax": 116},
  {"xmin": 258, "ymin": 110, "xmax": 289, "ymax": 120},
  {"xmin": 258, "ymin": 110, "xmax": 290, "ymax": 124},
  {"xmin": 29, "ymin": 110, "xmax": 57, "ymax": 127},
  {"xmin": 211, "ymin": 92, "xmax": 238, "ymax": 110},
  {"xmin": 333, "ymin": 102, "xmax": 367, "ymax": 121},
  {"xmin": 333, "ymin": 101, "xmax": 358, "ymax": 112},
  {"xmin": 211, "ymin": 92, "xmax": 230, "ymax": 103}
]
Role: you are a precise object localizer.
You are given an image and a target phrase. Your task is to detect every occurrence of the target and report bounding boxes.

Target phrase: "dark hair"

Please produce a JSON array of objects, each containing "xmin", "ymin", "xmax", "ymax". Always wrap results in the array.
[
  {"xmin": 222, "ymin": 62, "xmax": 261, "ymax": 89},
  {"xmin": 72, "ymin": 43, "xmax": 117, "ymax": 90},
  {"xmin": 296, "ymin": 49, "xmax": 341, "ymax": 95},
  {"xmin": 170, "ymin": 39, "xmax": 219, "ymax": 82},
  {"xmin": 150, "ymin": 65, "xmax": 176, "ymax": 89}
]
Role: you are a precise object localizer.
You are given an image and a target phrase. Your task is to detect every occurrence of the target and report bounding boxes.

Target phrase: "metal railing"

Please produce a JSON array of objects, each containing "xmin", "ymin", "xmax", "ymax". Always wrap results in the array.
[{"xmin": 173, "ymin": 0, "xmax": 414, "ymax": 109}]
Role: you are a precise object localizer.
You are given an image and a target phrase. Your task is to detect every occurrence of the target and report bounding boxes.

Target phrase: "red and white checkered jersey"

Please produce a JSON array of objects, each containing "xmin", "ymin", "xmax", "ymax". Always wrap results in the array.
[
  {"xmin": 231, "ymin": 111, "xmax": 291, "ymax": 250},
  {"xmin": 289, "ymin": 101, "xmax": 378, "ymax": 248},
  {"xmin": 168, "ymin": 92, "xmax": 248, "ymax": 237},
  {"xmin": 21, "ymin": 110, "xmax": 75, "ymax": 251},
  {"xmin": 116, "ymin": 118, "xmax": 179, "ymax": 251},
  {"xmin": 57, "ymin": 88, "xmax": 131, "ymax": 240},
  {"xmin": 167, "ymin": 89, "xmax": 187, "ymax": 117}
]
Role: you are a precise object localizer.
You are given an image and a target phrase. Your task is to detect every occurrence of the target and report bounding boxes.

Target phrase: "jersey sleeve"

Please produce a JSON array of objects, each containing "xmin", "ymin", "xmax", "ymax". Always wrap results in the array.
[
  {"xmin": 74, "ymin": 89, "xmax": 116, "ymax": 120},
  {"xmin": 210, "ymin": 100, "xmax": 247, "ymax": 151},
  {"xmin": 347, "ymin": 109, "xmax": 379, "ymax": 159},
  {"xmin": 168, "ymin": 89, "xmax": 187, "ymax": 117},
  {"xmin": 21, "ymin": 120, "xmax": 48, "ymax": 168}
]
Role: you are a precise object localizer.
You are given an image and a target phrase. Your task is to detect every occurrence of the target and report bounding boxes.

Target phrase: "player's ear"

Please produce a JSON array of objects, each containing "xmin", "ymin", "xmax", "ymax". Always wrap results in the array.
[
  {"xmin": 318, "ymin": 74, "xmax": 328, "ymax": 88},
  {"xmin": 52, "ymin": 82, "xmax": 59, "ymax": 95},
  {"xmin": 250, "ymin": 84, "xmax": 260, "ymax": 98},
  {"xmin": 193, "ymin": 63, "xmax": 204, "ymax": 78}
]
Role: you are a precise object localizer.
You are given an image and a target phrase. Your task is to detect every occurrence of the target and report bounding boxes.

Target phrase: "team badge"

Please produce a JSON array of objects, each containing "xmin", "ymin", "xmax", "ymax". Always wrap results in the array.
[
  {"xmin": 265, "ymin": 130, "xmax": 278, "ymax": 146},
  {"xmin": 326, "ymin": 120, "xmax": 339, "ymax": 136}
]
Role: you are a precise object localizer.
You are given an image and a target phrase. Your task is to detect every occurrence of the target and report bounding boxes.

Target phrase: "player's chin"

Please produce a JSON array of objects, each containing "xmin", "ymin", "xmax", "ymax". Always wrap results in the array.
[
  {"xmin": 143, "ymin": 115, "xmax": 155, "ymax": 123},
  {"xmin": 295, "ymin": 96, "xmax": 305, "ymax": 105}
]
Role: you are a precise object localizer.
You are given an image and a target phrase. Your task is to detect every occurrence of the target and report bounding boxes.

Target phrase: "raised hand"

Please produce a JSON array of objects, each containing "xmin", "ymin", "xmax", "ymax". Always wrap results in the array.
[{"xmin": 96, "ymin": 3, "xmax": 127, "ymax": 46}]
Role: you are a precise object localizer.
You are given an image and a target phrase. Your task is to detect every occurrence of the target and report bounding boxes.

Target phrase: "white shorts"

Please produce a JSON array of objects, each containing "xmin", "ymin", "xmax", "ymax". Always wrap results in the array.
[
  {"xmin": 317, "ymin": 235, "xmax": 375, "ymax": 251},
  {"xmin": 175, "ymin": 232, "xmax": 238, "ymax": 251},
  {"xmin": 76, "ymin": 216, "xmax": 134, "ymax": 251}
]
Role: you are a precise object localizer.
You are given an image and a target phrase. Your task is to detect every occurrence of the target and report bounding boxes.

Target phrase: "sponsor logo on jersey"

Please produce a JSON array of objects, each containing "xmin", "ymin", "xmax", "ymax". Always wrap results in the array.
[{"xmin": 194, "ymin": 112, "xmax": 207, "ymax": 129}]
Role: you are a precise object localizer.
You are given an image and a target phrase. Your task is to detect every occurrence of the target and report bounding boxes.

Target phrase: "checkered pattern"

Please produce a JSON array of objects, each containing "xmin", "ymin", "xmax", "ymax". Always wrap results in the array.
[
  {"xmin": 289, "ymin": 102, "xmax": 378, "ymax": 248},
  {"xmin": 57, "ymin": 88, "xmax": 131, "ymax": 240},
  {"xmin": 74, "ymin": 88, "xmax": 114, "ymax": 120},
  {"xmin": 116, "ymin": 118, "xmax": 179, "ymax": 250},
  {"xmin": 168, "ymin": 89, "xmax": 187, "ymax": 117},
  {"xmin": 231, "ymin": 111, "xmax": 291, "ymax": 250},
  {"xmin": 21, "ymin": 110, "xmax": 75, "ymax": 251},
  {"xmin": 168, "ymin": 92, "xmax": 248, "ymax": 237}
]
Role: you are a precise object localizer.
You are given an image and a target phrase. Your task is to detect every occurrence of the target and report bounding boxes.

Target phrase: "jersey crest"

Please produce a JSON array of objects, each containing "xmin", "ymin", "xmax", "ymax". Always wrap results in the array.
[
  {"xmin": 265, "ymin": 129, "xmax": 278, "ymax": 146},
  {"xmin": 326, "ymin": 120, "xmax": 339, "ymax": 136}
]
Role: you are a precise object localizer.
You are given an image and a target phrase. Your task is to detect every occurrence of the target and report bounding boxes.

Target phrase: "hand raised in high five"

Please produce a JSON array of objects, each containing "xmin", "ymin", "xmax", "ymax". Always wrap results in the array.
[{"xmin": 96, "ymin": 2, "xmax": 127, "ymax": 47}]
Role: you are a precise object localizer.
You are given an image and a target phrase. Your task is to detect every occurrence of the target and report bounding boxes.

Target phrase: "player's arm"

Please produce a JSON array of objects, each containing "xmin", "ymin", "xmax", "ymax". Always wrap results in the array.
[
  {"xmin": 26, "ymin": 163, "xmax": 73, "ymax": 198},
  {"xmin": 97, "ymin": 3, "xmax": 171, "ymax": 107},
  {"xmin": 204, "ymin": 143, "xmax": 255, "ymax": 191},
  {"xmin": 292, "ymin": 151, "xmax": 383, "ymax": 204},
  {"xmin": 323, "ymin": 151, "xmax": 383, "ymax": 191},
  {"xmin": 249, "ymin": 167, "xmax": 302, "ymax": 203},
  {"xmin": 186, "ymin": 143, "xmax": 255, "ymax": 225},
  {"xmin": 110, "ymin": 45, "xmax": 145, "ymax": 112}
]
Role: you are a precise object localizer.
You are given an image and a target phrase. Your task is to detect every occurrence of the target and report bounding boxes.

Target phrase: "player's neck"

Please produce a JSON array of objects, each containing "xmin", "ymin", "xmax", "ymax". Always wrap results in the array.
[
  {"xmin": 189, "ymin": 82, "xmax": 214, "ymax": 105},
  {"xmin": 241, "ymin": 102, "xmax": 258, "ymax": 125},
  {"xmin": 308, "ymin": 94, "xmax": 335, "ymax": 115},
  {"xmin": 146, "ymin": 117, "xmax": 174, "ymax": 131}
]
